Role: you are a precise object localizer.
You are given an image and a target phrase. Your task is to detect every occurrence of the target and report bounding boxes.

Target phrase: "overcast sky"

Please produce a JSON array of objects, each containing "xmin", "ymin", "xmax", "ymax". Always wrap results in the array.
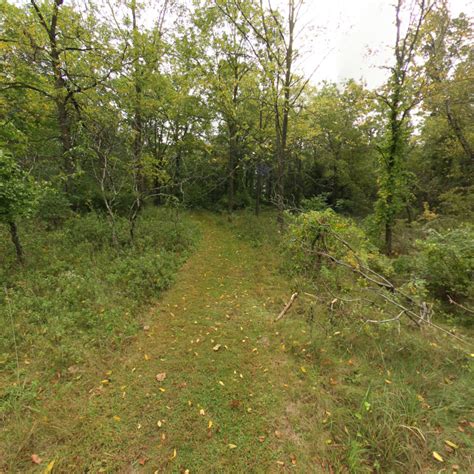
[{"xmin": 290, "ymin": 0, "xmax": 473, "ymax": 87}]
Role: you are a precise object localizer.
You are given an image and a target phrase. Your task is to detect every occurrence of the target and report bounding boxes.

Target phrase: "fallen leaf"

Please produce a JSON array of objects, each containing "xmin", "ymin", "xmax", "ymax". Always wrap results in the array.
[
  {"xmin": 213, "ymin": 344, "xmax": 221, "ymax": 351},
  {"xmin": 208, "ymin": 420, "xmax": 213, "ymax": 429},
  {"xmin": 157, "ymin": 420, "xmax": 162, "ymax": 428},
  {"xmin": 218, "ymin": 380, "xmax": 225, "ymax": 386},
  {"xmin": 432, "ymin": 451, "xmax": 444, "ymax": 462},
  {"xmin": 258, "ymin": 436, "xmax": 266, "ymax": 443},
  {"xmin": 113, "ymin": 415, "xmax": 121, "ymax": 422},
  {"xmin": 228, "ymin": 444, "xmax": 237, "ymax": 449},
  {"xmin": 300, "ymin": 366, "xmax": 307, "ymax": 374},
  {"xmin": 199, "ymin": 409, "xmax": 205, "ymax": 416},
  {"xmin": 169, "ymin": 448, "xmax": 177, "ymax": 460},
  {"xmin": 31, "ymin": 454, "xmax": 42, "ymax": 464},
  {"xmin": 444, "ymin": 440, "xmax": 459, "ymax": 449},
  {"xmin": 44, "ymin": 460, "xmax": 55, "ymax": 473},
  {"xmin": 155, "ymin": 373, "xmax": 166, "ymax": 382},
  {"xmin": 144, "ymin": 354, "xmax": 150, "ymax": 361},
  {"xmin": 138, "ymin": 458, "xmax": 148, "ymax": 465}
]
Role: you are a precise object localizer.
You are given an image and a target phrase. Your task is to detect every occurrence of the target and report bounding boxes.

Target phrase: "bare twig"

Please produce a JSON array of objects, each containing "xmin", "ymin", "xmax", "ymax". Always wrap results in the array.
[
  {"xmin": 448, "ymin": 295, "xmax": 474, "ymax": 315},
  {"xmin": 275, "ymin": 292, "xmax": 298, "ymax": 321}
]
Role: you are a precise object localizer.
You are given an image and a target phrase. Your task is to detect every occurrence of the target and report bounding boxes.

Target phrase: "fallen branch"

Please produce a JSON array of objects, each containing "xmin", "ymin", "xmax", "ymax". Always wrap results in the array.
[
  {"xmin": 275, "ymin": 292, "xmax": 298, "ymax": 322},
  {"xmin": 448, "ymin": 295, "xmax": 474, "ymax": 315}
]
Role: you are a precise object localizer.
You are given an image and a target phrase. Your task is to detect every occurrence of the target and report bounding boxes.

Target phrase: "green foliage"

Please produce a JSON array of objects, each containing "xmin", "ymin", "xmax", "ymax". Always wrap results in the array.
[
  {"xmin": 66, "ymin": 212, "xmax": 127, "ymax": 249},
  {"xmin": 0, "ymin": 208, "xmax": 199, "ymax": 375},
  {"xmin": 416, "ymin": 225, "xmax": 474, "ymax": 301},
  {"xmin": 300, "ymin": 194, "xmax": 330, "ymax": 212},
  {"xmin": 286, "ymin": 209, "xmax": 389, "ymax": 276},
  {"xmin": 0, "ymin": 150, "xmax": 37, "ymax": 223},
  {"xmin": 107, "ymin": 250, "xmax": 179, "ymax": 299},
  {"xmin": 438, "ymin": 186, "xmax": 474, "ymax": 219},
  {"xmin": 35, "ymin": 187, "xmax": 72, "ymax": 228}
]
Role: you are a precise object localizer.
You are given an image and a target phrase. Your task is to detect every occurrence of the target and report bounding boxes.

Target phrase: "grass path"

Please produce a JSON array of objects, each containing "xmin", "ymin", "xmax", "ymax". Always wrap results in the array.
[{"xmin": 11, "ymin": 213, "xmax": 320, "ymax": 472}]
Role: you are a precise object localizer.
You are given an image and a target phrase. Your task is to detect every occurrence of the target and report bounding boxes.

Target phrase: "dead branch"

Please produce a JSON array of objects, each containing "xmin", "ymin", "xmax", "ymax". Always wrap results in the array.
[
  {"xmin": 275, "ymin": 292, "xmax": 298, "ymax": 321},
  {"xmin": 448, "ymin": 295, "xmax": 474, "ymax": 315}
]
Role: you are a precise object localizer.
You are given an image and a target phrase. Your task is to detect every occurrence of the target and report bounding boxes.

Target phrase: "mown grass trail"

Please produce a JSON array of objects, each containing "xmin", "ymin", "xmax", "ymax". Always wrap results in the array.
[{"xmin": 4, "ymin": 213, "xmax": 319, "ymax": 472}]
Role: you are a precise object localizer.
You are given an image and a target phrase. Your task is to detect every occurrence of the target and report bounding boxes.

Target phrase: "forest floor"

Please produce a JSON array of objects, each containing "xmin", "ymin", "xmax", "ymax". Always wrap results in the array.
[
  {"xmin": 2, "ymin": 212, "xmax": 472, "ymax": 473},
  {"xmin": 2, "ymin": 213, "xmax": 325, "ymax": 472}
]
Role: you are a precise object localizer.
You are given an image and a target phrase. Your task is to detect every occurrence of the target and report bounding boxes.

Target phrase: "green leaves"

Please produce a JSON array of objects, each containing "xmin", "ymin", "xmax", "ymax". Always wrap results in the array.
[{"xmin": 0, "ymin": 149, "xmax": 38, "ymax": 222}]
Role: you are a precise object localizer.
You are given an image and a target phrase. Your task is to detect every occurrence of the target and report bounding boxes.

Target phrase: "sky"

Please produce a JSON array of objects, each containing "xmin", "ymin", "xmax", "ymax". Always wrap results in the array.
[{"xmin": 290, "ymin": 0, "xmax": 473, "ymax": 87}]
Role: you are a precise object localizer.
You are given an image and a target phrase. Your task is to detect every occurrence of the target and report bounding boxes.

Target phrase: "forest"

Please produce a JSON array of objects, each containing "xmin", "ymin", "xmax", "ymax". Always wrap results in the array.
[{"xmin": 0, "ymin": 0, "xmax": 473, "ymax": 472}]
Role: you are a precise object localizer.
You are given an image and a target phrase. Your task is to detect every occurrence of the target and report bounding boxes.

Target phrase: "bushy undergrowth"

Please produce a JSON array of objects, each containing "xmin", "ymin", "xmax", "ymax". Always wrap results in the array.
[
  {"xmin": 0, "ymin": 207, "xmax": 199, "ymax": 390},
  {"xmin": 222, "ymin": 208, "xmax": 281, "ymax": 248},
  {"xmin": 415, "ymin": 224, "xmax": 474, "ymax": 302},
  {"xmin": 225, "ymin": 211, "xmax": 473, "ymax": 472}
]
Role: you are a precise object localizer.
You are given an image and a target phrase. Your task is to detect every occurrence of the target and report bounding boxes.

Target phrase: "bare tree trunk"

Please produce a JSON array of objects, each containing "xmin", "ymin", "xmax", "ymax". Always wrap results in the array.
[{"xmin": 8, "ymin": 221, "xmax": 24, "ymax": 264}]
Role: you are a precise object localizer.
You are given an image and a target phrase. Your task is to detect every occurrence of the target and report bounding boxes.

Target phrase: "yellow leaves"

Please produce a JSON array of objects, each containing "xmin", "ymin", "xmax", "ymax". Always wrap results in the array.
[
  {"xmin": 113, "ymin": 415, "xmax": 121, "ymax": 422},
  {"xmin": 159, "ymin": 387, "xmax": 166, "ymax": 392},
  {"xmin": 444, "ymin": 439, "xmax": 459, "ymax": 450},
  {"xmin": 385, "ymin": 379, "xmax": 392, "ymax": 384},
  {"xmin": 155, "ymin": 373, "xmax": 166, "ymax": 382},
  {"xmin": 218, "ymin": 380, "xmax": 225, "ymax": 386},
  {"xmin": 101, "ymin": 379, "xmax": 110, "ymax": 385},
  {"xmin": 227, "ymin": 443, "xmax": 237, "ymax": 449},
  {"xmin": 208, "ymin": 420, "xmax": 213, "ymax": 429},
  {"xmin": 144, "ymin": 354, "xmax": 151, "ymax": 361},
  {"xmin": 44, "ymin": 460, "xmax": 55, "ymax": 473},
  {"xmin": 157, "ymin": 420, "xmax": 162, "ymax": 428},
  {"xmin": 432, "ymin": 451, "xmax": 444, "ymax": 462},
  {"xmin": 199, "ymin": 408, "xmax": 205, "ymax": 416},
  {"xmin": 169, "ymin": 448, "xmax": 177, "ymax": 460},
  {"xmin": 300, "ymin": 366, "xmax": 307, "ymax": 374},
  {"xmin": 212, "ymin": 344, "xmax": 221, "ymax": 351}
]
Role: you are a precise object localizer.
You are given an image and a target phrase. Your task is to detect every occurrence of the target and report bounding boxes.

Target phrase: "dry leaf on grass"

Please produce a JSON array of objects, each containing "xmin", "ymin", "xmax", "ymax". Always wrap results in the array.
[{"xmin": 155, "ymin": 373, "xmax": 166, "ymax": 382}]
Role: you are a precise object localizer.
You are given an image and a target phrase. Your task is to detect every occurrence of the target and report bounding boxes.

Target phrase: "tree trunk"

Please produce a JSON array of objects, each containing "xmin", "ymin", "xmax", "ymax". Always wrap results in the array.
[
  {"xmin": 385, "ymin": 221, "xmax": 393, "ymax": 257},
  {"xmin": 255, "ymin": 165, "xmax": 262, "ymax": 216},
  {"xmin": 445, "ymin": 99, "xmax": 473, "ymax": 162},
  {"xmin": 8, "ymin": 221, "xmax": 24, "ymax": 263},
  {"xmin": 228, "ymin": 120, "xmax": 238, "ymax": 217}
]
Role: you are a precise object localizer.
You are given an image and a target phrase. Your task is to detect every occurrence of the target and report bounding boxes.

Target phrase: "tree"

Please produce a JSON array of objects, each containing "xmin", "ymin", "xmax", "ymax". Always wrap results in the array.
[
  {"xmin": 0, "ymin": 150, "xmax": 37, "ymax": 262},
  {"xmin": 0, "ymin": 0, "xmax": 111, "ymax": 195},
  {"xmin": 375, "ymin": 0, "xmax": 436, "ymax": 255}
]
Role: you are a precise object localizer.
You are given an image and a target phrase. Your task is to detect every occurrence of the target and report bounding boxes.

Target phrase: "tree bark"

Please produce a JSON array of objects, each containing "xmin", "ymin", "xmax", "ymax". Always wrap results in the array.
[
  {"xmin": 8, "ymin": 221, "xmax": 24, "ymax": 263},
  {"xmin": 255, "ymin": 164, "xmax": 262, "ymax": 216}
]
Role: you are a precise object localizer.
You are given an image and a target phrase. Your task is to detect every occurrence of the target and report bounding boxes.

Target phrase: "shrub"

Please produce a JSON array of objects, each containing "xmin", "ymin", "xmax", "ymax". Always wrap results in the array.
[
  {"xmin": 107, "ymin": 250, "xmax": 180, "ymax": 299},
  {"xmin": 286, "ymin": 209, "xmax": 390, "ymax": 277},
  {"xmin": 300, "ymin": 194, "xmax": 330, "ymax": 212},
  {"xmin": 65, "ymin": 212, "xmax": 127, "ymax": 248},
  {"xmin": 36, "ymin": 187, "xmax": 72, "ymax": 229},
  {"xmin": 415, "ymin": 224, "xmax": 474, "ymax": 301}
]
